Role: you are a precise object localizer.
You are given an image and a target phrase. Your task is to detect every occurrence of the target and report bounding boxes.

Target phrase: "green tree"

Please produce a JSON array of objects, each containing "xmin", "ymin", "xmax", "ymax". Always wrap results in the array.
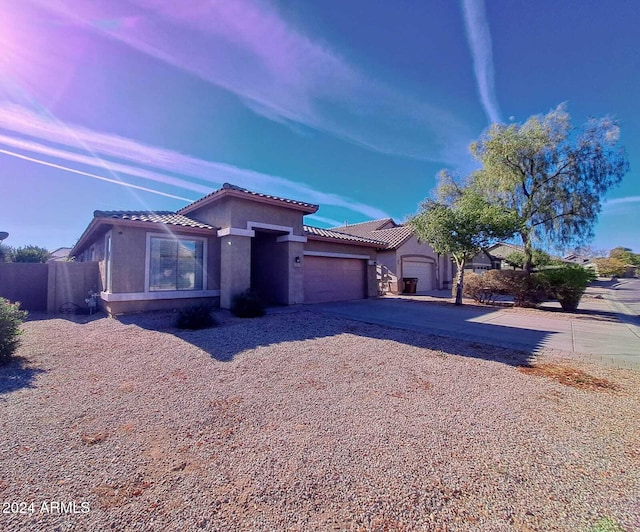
[
  {"xmin": 0, "ymin": 244, "xmax": 14, "ymax": 263},
  {"xmin": 470, "ymin": 105, "xmax": 629, "ymax": 272},
  {"xmin": 410, "ymin": 175, "xmax": 521, "ymax": 305},
  {"xmin": 14, "ymin": 245, "xmax": 50, "ymax": 263},
  {"xmin": 594, "ymin": 257, "xmax": 628, "ymax": 277},
  {"xmin": 609, "ymin": 246, "xmax": 640, "ymax": 266}
]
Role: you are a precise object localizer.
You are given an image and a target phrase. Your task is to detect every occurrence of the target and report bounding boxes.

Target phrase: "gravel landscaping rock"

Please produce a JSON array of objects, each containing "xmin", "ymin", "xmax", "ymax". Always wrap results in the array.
[{"xmin": 1, "ymin": 310, "xmax": 638, "ymax": 531}]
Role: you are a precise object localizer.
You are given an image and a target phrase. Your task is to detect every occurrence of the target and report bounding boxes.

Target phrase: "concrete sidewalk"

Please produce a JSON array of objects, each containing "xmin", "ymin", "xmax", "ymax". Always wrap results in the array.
[{"xmin": 309, "ymin": 290, "xmax": 640, "ymax": 370}]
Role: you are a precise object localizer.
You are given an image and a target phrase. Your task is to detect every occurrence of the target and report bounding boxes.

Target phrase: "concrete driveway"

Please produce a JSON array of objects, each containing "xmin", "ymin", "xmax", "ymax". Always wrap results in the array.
[{"xmin": 309, "ymin": 291, "xmax": 640, "ymax": 369}]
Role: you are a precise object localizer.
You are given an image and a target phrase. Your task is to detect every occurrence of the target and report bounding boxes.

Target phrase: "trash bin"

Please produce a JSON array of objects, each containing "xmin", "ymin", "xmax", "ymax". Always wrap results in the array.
[{"xmin": 402, "ymin": 277, "xmax": 418, "ymax": 294}]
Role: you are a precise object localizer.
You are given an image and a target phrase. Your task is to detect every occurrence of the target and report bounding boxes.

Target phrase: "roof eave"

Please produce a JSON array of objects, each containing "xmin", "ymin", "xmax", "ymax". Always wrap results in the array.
[
  {"xmin": 70, "ymin": 217, "xmax": 108, "ymax": 258},
  {"xmin": 180, "ymin": 188, "xmax": 319, "ymax": 215},
  {"xmin": 71, "ymin": 217, "xmax": 217, "ymax": 258},
  {"xmin": 305, "ymin": 234, "xmax": 381, "ymax": 248}
]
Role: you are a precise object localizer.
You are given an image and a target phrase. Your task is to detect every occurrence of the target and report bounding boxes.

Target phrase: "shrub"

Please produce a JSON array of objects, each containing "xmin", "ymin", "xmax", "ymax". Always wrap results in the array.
[
  {"xmin": 230, "ymin": 290, "xmax": 265, "ymax": 318},
  {"xmin": 536, "ymin": 265, "xmax": 596, "ymax": 311},
  {"xmin": 463, "ymin": 272, "xmax": 504, "ymax": 304},
  {"xmin": 465, "ymin": 270, "xmax": 546, "ymax": 307},
  {"xmin": 175, "ymin": 304, "xmax": 216, "ymax": 330},
  {"xmin": 493, "ymin": 270, "xmax": 548, "ymax": 307},
  {"xmin": 0, "ymin": 298, "xmax": 28, "ymax": 365},
  {"xmin": 462, "ymin": 272, "xmax": 484, "ymax": 302}
]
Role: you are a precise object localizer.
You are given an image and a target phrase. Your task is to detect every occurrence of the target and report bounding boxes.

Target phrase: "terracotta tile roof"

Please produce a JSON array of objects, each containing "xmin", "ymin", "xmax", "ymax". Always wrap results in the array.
[
  {"xmin": 370, "ymin": 225, "xmax": 415, "ymax": 249},
  {"xmin": 304, "ymin": 225, "xmax": 385, "ymax": 246},
  {"xmin": 94, "ymin": 210, "xmax": 216, "ymax": 230},
  {"xmin": 332, "ymin": 219, "xmax": 415, "ymax": 250},
  {"xmin": 179, "ymin": 183, "xmax": 319, "ymax": 214},
  {"xmin": 331, "ymin": 218, "xmax": 395, "ymax": 238}
]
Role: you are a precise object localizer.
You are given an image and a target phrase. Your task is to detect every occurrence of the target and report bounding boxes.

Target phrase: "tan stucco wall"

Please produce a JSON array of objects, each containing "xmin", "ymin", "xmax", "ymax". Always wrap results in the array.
[
  {"xmin": 104, "ymin": 296, "xmax": 220, "ymax": 316},
  {"xmin": 219, "ymin": 234, "xmax": 251, "ymax": 309},
  {"xmin": 304, "ymin": 240, "xmax": 376, "ymax": 258},
  {"xmin": 110, "ymin": 225, "xmax": 146, "ymax": 293},
  {"xmin": 188, "ymin": 197, "xmax": 305, "ymax": 235}
]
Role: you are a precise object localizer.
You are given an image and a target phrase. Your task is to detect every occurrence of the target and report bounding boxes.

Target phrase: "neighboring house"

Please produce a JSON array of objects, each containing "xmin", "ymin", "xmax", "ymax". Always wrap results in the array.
[
  {"xmin": 563, "ymin": 253, "xmax": 594, "ymax": 267},
  {"xmin": 71, "ymin": 183, "xmax": 382, "ymax": 314},
  {"xmin": 47, "ymin": 247, "xmax": 73, "ymax": 262},
  {"xmin": 469, "ymin": 242, "xmax": 573, "ymax": 273},
  {"xmin": 466, "ymin": 242, "xmax": 522, "ymax": 272},
  {"xmin": 332, "ymin": 219, "xmax": 453, "ymax": 293}
]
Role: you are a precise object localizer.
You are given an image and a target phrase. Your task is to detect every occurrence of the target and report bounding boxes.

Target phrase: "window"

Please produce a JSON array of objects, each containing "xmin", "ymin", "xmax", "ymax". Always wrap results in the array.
[{"xmin": 148, "ymin": 236, "xmax": 204, "ymax": 291}]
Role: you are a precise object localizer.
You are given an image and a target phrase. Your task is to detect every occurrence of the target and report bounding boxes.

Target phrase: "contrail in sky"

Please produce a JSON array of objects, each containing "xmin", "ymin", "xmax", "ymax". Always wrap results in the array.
[
  {"xmin": 0, "ymin": 148, "xmax": 194, "ymax": 202},
  {"xmin": 604, "ymin": 196, "xmax": 640, "ymax": 206},
  {"xmin": 0, "ymin": 102, "xmax": 391, "ymax": 220},
  {"xmin": 461, "ymin": 0, "xmax": 502, "ymax": 124}
]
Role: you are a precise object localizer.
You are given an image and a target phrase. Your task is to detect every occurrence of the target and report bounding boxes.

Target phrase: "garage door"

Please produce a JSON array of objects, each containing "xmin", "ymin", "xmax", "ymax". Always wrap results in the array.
[
  {"xmin": 304, "ymin": 256, "xmax": 367, "ymax": 303},
  {"xmin": 402, "ymin": 260, "xmax": 434, "ymax": 291}
]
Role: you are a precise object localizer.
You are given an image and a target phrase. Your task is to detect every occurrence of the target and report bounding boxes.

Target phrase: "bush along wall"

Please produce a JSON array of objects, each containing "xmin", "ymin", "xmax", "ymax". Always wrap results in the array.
[{"xmin": 0, "ymin": 297, "xmax": 28, "ymax": 365}]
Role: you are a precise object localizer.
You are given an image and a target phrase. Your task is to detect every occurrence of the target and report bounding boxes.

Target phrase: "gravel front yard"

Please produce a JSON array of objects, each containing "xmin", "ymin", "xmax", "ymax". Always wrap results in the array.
[{"xmin": 1, "ymin": 310, "xmax": 638, "ymax": 531}]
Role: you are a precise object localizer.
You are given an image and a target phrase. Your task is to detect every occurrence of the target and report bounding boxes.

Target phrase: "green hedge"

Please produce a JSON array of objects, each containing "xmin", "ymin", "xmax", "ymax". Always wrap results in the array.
[{"xmin": 0, "ymin": 298, "xmax": 28, "ymax": 365}]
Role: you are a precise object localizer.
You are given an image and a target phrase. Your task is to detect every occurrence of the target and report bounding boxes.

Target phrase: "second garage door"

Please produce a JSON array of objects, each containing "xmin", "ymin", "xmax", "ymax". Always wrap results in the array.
[
  {"xmin": 304, "ymin": 256, "xmax": 367, "ymax": 303},
  {"xmin": 402, "ymin": 260, "xmax": 434, "ymax": 291}
]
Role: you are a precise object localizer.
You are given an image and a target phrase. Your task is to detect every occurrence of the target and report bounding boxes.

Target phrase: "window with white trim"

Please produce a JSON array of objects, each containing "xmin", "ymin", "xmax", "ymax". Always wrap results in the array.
[{"xmin": 149, "ymin": 236, "xmax": 204, "ymax": 291}]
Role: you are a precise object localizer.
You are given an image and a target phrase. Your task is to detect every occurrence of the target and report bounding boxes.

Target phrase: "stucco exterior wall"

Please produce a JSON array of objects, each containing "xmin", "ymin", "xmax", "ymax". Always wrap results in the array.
[
  {"xmin": 219, "ymin": 234, "xmax": 251, "ymax": 309},
  {"xmin": 110, "ymin": 225, "xmax": 147, "ymax": 293},
  {"xmin": 304, "ymin": 240, "xmax": 376, "ymax": 258},
  {"xmin": 184, "ymin": 197, "xmax": 232, "ymax": 231},
  {"xmin": 188, "ymin": 197, "xmax": 305, "ymax": 235},
  {"xmin": 376, "ymin": 249, "xmax": 399, "ymax": 293},
  {"xmin": 229, "ymin": 198, "xmax": 305, "ymax": 234},
  {"xmin": 103, "ymin": 296, "xmax": 220, "ymax": 316}
]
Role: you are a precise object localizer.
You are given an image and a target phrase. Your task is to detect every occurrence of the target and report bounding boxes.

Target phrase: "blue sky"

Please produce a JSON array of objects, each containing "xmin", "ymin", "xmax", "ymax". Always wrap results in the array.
[{"xmin": 1, "ymin": 0, "xmax": 638, "ymax": 254}]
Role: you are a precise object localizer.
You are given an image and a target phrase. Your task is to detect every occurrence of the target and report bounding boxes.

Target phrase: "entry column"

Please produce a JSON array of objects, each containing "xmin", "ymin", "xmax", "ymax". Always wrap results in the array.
[
  {"xmin": 275, "ymin": 237, "xmax": 306, "ymax": 305},
  {"xmin": 219, "ymin": 228, "xmax": 254, "ymax": 309}
]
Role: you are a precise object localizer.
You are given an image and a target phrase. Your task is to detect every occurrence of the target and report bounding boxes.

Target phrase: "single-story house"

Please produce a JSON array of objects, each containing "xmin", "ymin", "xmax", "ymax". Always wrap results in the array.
[
  {"xmin": 47, "ymin": 247, "xmax": 73, "ymax": 262},
  {"xmin": 71, "ymin": 183, "xmax": 386, "ymax": 314},
  {"xmin": 331, "ymin": 219, "xmax": 453, "ymax": 293},
  {"xmin": 563, "ymin": 253, "xmax": 593, "ymax": 266},
  {"xmin": 467, "ymin": 242, "xmax": 524, "ymax": 272}
]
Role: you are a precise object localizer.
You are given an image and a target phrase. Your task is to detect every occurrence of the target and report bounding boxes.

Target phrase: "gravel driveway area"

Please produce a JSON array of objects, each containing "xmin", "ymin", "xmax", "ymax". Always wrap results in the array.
[{"xmin": 1, "ymin": 310, "xmax": 638, "ymax": 531}]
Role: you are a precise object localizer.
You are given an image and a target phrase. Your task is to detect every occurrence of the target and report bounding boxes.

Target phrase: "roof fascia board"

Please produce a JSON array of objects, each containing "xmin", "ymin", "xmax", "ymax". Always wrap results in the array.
[
  {"xmin": 305, "ymin": 234, "xmax": 381, "ymax": 248},
  {"xmin": 180, "ymin": 188, "xmax": 318, "ymax": 215},
  {"xmin": 71, "ymin": 217, "xmax": 217, "ymax": 257}
]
